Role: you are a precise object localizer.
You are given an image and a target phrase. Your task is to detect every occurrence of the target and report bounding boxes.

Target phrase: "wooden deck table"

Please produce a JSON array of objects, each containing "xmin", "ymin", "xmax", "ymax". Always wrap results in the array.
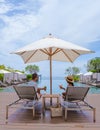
[{"xmin": 42, "ymin": 94, "xmax": 60, "ymax": 115}]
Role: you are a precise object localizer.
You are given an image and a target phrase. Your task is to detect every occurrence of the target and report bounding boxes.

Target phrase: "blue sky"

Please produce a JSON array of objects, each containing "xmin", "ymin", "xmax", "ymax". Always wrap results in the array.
[{"xmin": 0, "ymin": 0, "xmax": 100, "ymax": 77}]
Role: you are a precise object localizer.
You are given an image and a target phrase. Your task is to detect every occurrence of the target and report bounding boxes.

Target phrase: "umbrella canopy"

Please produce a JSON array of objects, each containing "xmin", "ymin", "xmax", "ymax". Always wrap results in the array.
[
  {"xmin": 12, "ymin": 34, "xmax": 94, "ymax": 94},
  {"xmin": 77, "ymin": 73, "xmax": 83, "ymax": 76},
  {"xmin": 15, "ymin": 71, "xmax": 23, "ymax": 74},
  {"xmin": 0, "ymin": 69, "xmax": 10, "ymax": 74},
  {"xmin": 13, "ymin": 34, "xmax": 94, "ymax": 63},
  {"xmin": 84, "ymin": 72, "xmax": 93, "ymax": 76}
]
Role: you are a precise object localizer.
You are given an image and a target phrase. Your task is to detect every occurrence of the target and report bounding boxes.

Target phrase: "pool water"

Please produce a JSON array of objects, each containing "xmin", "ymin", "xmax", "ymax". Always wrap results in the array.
[
  {"xmin": 38, "ymin": 79, "xmax": 100, "ymax": 94},
  {"xmin": 1, "ymin": 79, "xmax": 100, "ymax": 94}
]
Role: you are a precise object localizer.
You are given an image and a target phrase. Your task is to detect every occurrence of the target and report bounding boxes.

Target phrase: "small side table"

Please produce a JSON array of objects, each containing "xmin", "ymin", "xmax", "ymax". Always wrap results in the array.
[{"xmin": 42, "ymin": 94, "xmax": 60, "ymax": 115}]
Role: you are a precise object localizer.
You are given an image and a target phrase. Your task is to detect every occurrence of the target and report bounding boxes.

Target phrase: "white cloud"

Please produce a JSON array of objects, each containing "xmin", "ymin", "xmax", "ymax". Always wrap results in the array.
[
  {"xmin": 0, "ymin": 13, "xmax": 40, "ymax": 54},
  {"xmin": 1, "ymin": 0, "xmax": 100, "ymax": 47},
  {"xmin": 0, "ymin": 0, "xmax": 13, "ymax": 14},
  {"xmin": 0, "ymin": 14, "xmax": 39, "ymax": 41},
  {"xmin": 37, "ymin": 0, "xmax": 100, "ymax": 45},
  {"xmin": 0, "ymin": 0, "xmax": 100, "ymax": 73}
]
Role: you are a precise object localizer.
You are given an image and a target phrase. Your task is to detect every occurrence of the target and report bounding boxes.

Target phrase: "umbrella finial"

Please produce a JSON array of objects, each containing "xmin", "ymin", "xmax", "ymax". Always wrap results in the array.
[
  {"xmin": 48, "ymin": 33, "xmax": 53, "ymax": 38},
  {"xmin": 49, "ymin": 33, "xmax": 52, "ymax": 36}
]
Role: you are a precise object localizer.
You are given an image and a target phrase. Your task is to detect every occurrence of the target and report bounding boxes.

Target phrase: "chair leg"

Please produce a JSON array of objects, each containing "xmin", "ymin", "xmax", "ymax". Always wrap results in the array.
[
  {"xmin": 42, "ymin": 108, "xmax": 45, "ymax": 116},
  {"xmin": 65, "ymin": 108, "xmax": 67, "ymax": 121},
  {"xmin": 6, "ymin": 105, "xmax": 9, "ymax": 123},
  {"xmin": 32, "ymin": 107, "xmax": 35, "ymax": 119},
  {"xmin": 93, "ymin": 108, "xmax": 96, "ymax": 123},
  {"xmin": 42, "ymin": 97, "xmax": 45, "ymax": 116}
]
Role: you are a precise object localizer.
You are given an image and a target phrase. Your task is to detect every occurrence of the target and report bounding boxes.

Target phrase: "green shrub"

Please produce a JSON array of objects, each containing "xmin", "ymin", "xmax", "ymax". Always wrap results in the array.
[
  {"xmin": 26, "ymin": 74, "xmax": 32, "ymax": 81},
  {"xmin": 73, "ymin": 75, "xmax": 80, "ymax": 82},
  {"xmin": 0, "ymin": 74, "xmax": 4, "ymax": 81}
]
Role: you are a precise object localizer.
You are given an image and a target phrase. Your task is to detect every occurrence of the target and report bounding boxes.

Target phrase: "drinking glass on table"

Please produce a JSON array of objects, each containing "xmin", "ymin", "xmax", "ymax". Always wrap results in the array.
[
  {"xmin": 44, "ymin": 86, "xmax": 47, "ymax": 94},
  {"xmin": 59, "ymin": 84, "xmax": 63, "ymax": 89}
]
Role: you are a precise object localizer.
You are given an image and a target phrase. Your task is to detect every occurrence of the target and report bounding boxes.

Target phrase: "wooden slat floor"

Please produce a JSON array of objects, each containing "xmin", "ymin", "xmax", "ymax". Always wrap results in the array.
[{"xmin": 0, "ymin": 92, "xmax": 100, "ymax": 129}]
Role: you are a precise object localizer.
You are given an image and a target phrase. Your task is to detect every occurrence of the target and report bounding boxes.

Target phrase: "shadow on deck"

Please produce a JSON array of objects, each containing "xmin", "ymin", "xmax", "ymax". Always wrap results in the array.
[{"xmin": 0, "ymin": 92, "xmax": 100, "ymax": 124}]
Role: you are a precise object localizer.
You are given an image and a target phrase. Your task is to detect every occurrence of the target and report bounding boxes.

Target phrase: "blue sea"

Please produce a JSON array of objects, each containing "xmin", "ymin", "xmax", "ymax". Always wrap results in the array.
[{"xmin": 2, "ymin": 77, "xmax": 100, "ymax": 94}]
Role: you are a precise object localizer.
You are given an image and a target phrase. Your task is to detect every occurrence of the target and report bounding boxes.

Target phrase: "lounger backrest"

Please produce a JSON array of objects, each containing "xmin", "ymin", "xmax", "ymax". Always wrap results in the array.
[
  {"xmin": 13, "ymin": 86, "xmax": 37, "ymax": 100},
  {"xmin": 66, "ymin": 87, "xmax": 89, "ymax": 101}
]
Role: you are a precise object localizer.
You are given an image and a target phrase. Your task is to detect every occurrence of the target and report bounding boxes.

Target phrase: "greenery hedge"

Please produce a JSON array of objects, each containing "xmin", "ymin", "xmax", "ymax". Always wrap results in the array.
[
  {"xmin": 26, "ymin": 74, "xmax": 32, "ymax": 81},
  {"xmin": 0, "ymin": 74, "xmax": 4, "ymax": 81},
  {"xmin": 73, "ymin": 75, "xmax": 80, "ymax": 82}
]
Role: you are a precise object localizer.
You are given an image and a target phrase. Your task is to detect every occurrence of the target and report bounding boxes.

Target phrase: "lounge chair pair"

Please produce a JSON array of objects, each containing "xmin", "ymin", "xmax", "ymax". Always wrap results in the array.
[{"xmin": 6, "ymin": 86, "xmax": 96, "ymax": 123}]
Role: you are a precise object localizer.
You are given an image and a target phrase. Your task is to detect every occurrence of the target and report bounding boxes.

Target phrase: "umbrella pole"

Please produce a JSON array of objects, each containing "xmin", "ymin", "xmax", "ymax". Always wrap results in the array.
[
  {"xmin": 50, "ymin": 55, "xmax": 52, "ymax": 105},
  {"xmin": 50, "ymin": 55, "xmax": 52, "ymax": 94}
]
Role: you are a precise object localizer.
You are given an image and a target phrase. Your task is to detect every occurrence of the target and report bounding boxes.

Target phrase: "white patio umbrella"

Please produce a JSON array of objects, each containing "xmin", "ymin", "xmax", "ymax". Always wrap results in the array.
[
  {"xmin": 15, "ymin": 71, "xmax": 23, "ymax": 74},
  {"xmin": 84, "ymin": 72, "xmax": 93, "ymax": 76},
  {"xmin": 12, "ymin": 34, "xmax": 94, "ymax": 94},
  {"xmin": 77, "ymin": 73, "xmax": 83, "ymax": 76},
  {"xmin": 0, "ymin": 69, "xmax": 10, "ymax": 74}
]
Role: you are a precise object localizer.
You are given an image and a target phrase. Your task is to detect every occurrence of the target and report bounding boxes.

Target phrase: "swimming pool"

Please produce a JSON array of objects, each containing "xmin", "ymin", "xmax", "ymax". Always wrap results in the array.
[{"xmin": 1, "ymin": 78, "xmax": 100, "ymax": 94}]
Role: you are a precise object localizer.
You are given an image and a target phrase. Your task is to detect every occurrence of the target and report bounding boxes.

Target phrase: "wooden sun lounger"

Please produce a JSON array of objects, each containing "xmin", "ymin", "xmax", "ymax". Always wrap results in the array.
[
  {"xmin": 61, "ymin": 87, "xmax": 96, "ymax": 122},
  {"xmin": 6, "ymin": 85, "xmax": 38, "ymax": 123},
  {"xmin": 0, "ymin": 80, "xmax": 7, "ymax": 87}
]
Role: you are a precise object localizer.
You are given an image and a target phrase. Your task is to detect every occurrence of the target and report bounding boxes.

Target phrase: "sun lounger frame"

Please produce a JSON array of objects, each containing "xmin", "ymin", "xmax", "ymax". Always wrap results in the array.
[
  {"xmin": 6, "ymin": 85, "xmax": 38, "ymax": 123},
  {"xmin": 61, "ymin": 87, "xmax": 96, "ymax": 122}
]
